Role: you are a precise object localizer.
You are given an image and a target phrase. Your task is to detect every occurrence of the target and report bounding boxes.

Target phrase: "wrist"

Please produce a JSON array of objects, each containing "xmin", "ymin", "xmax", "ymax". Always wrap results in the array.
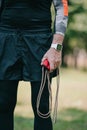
[
  {"xmin": 51, "ymin": 43, "xmax": 63, "ymax": 52},
  {"xmin": 52, "ymin": 34, "xmax": 64, "ymax": 44}
]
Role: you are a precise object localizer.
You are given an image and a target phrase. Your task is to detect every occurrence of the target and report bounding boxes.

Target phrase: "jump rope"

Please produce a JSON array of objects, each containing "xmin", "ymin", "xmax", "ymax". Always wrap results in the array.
[{"xmin": 36, "ymin": 59, "xmax": 60, "ymax": 123}]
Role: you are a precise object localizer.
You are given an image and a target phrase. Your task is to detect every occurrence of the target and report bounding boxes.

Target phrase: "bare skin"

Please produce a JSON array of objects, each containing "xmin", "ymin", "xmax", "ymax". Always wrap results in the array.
[{"xmin": 41, "ymin": 34, "xmax": 64, "ymax": 72}]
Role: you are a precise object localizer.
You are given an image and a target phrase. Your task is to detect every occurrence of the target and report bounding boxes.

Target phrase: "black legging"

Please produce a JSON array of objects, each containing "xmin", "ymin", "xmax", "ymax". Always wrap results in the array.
[
  {"xmin": 0, "ymin": 81, "xmax": 53, "ymax": 130},
  {"xmin": 0, "ymin": 81, "xmax": 18, "ymax": 130}
]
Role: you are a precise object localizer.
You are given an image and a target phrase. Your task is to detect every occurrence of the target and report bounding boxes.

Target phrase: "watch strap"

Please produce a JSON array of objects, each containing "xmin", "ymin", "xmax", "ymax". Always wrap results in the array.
[{"xmin": 51, "ymin": 43, "xmax": 63, "ymax": 51}]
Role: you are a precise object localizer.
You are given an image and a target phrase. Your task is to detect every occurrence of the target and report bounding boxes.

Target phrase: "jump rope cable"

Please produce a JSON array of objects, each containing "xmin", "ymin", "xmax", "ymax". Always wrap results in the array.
[
  {"xmin": 52, "ymin": 68, "xmax": 60, "ymax": 123},
  {"xmin": 36, "ymin": 66, "xmax": 60, "ymax": 123},
  {"xmin": 37, "ymin": 67, "xmax": 52, "ymax": 118}
]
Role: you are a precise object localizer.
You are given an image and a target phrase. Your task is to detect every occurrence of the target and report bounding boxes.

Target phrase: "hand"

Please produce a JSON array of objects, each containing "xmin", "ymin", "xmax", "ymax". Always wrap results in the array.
[{"xmin": 41, "ymin": 48, "xmax": 62, "ymax": 72}]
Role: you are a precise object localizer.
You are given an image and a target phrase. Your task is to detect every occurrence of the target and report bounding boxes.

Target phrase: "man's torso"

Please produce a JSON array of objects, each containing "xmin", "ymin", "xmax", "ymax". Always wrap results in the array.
[{"xmin": 0, "ymin": 0, "xmax": 52, "ymax": 29}]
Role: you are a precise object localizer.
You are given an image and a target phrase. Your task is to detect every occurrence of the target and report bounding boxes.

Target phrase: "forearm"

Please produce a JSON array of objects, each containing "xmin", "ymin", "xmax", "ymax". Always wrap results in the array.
[
  {"xmin": 52, "ymin": 0, "xmax": 68, "ymax": 44},
  {"xmin": 52, "ymin": 34, "xmax": 64, "ymax": 44}
]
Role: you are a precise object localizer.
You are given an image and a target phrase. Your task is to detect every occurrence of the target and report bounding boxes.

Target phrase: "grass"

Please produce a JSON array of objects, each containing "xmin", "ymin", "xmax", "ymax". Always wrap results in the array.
[
  {"xmin": 14, "ymin": 68, "xmax": 87, "ymax": 130},
  {"xmin": 54, "ymin": 108, "xmax": 87, "ymax": 130}
]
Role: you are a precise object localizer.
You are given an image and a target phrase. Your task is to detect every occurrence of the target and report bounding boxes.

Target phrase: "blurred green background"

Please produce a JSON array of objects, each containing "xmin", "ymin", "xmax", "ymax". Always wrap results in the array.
[
  {"xmin": 14, "ymin": 0, "xmax": 87, "ymax": 130},
  {"xmin": 52, "ymin": 0, "xmax": 87, "ymax": 69}
]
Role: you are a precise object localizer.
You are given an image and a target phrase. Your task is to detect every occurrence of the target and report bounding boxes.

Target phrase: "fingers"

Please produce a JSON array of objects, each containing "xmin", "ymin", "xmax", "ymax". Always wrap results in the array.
[
  {"xmin": 49, "ymin": 61, "xmax": 55, "ymax": 72},
  {"xmin": 41, "ymin": 55, "xmax": 47, "ymax": 65},
  {"xmin": 41, "ymin": 48, "xmax": 62, "ymax": 72},
  {"xmin": 49, "ymin": 61, "xmax": 60, "ymax": 72},
  {"xmin": 41, "ymin": 56, "xmax": 61, "ymax": 72}
]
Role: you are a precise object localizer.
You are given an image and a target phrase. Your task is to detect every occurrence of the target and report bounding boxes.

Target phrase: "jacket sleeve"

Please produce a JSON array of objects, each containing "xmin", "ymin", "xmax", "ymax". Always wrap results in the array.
[{"xmin": 53, "ymin": 0, "xmax": 68, "ymax": 36}]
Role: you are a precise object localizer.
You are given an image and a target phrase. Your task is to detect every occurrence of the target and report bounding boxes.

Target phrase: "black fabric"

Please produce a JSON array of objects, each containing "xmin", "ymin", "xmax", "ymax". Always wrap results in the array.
[
  {"xmin": 0, "ymin": 26, "xmax": 57, "ymax": 81},
  {"xmin": 0, "ymin": 0, "xmax": 4, "ymax": 15},
  {"xmin": 0, "ymin": 0, "xmax": 58, "ymax": 81},
  {"xmin": 0, "ymin": 80, "xmax": 53, "ymax": 130},
  {"xmin": 31, "ymin": 81, "xmax": 53, "ymax": 130},
  {"xmin": 0, "ymin": 80, "xmax": 19, "ymax": 130},
  {"xmin": 0, "ymin": 0, "xmax": 52, "ymax": 29}
]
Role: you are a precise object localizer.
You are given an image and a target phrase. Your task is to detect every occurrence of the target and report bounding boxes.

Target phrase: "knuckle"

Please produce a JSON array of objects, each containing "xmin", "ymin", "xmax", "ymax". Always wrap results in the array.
[
  {"xmin": 50, "ymin": 59, "xmax": 55, "ymax": 62},
  {"xmin": 50, "ymin": 65, "xmax": 54, "ymax": 70},
  {"xmin": 55, "ymin": 59, "xmax": 59, "ymax": 63}
]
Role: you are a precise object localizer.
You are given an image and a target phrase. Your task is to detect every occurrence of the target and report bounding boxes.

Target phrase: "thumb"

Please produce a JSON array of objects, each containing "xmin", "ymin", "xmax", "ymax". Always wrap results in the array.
[{"xmin": 41, "ymin": 56, "xmax": 47, "ymax": 65}]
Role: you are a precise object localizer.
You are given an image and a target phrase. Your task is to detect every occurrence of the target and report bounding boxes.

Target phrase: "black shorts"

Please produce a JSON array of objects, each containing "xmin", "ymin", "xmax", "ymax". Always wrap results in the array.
[{"xmin": 0, "ymin": 26, "xmax": 57, "ymax": 81}]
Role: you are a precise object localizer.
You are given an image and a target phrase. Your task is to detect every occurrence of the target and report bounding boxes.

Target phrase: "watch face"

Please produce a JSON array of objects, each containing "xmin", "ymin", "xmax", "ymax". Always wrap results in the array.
[{"xmin": 57, "ymin": 44, "xmax": 62, "ymax": 51}]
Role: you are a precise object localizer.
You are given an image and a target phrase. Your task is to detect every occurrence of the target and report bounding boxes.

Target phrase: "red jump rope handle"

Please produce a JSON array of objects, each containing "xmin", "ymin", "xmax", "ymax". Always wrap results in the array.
[{"xmin": 42, "ymin": 59, "xmax": 50, "ymax": 70}]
